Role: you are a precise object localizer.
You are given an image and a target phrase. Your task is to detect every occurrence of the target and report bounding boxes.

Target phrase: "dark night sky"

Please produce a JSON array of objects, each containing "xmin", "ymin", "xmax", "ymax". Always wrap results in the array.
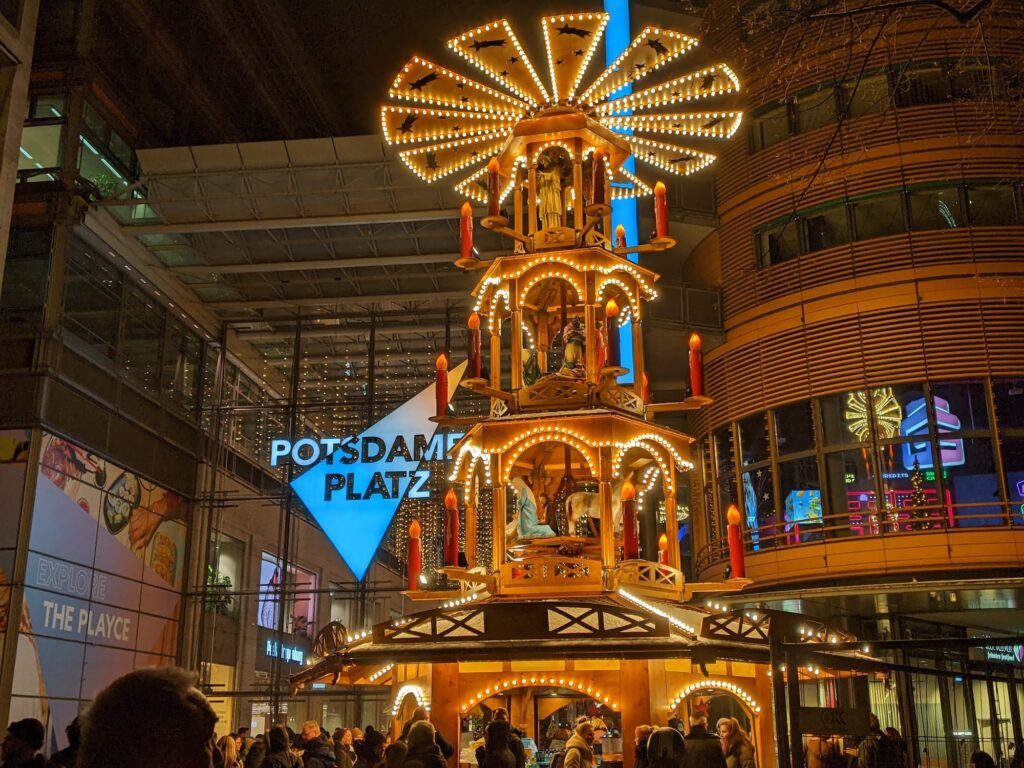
[{"xmin": 283, "ymin": 0, "xmax": 700, "ymax": 136}]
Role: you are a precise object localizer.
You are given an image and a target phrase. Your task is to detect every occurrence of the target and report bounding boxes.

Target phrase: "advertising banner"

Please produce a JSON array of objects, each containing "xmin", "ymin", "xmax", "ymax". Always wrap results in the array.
[{"xmin": 7, "ymin": 432, "xmax": 188, "ymax": 754}]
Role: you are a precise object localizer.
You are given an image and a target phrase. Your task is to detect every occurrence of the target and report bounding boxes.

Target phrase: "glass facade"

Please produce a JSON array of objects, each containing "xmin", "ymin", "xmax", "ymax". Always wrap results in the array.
[
  {"xmin": 699, "ymin": 379, "xmax": 1024, "ymax": 559},
  {"xmin": 755, "ymin": 180, "xmax": 1024, "ymax": 267}
]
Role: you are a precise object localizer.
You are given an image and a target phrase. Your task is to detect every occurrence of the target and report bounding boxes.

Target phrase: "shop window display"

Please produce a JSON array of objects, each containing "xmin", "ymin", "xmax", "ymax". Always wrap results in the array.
[
  {"xmin": 778, "ymin": 456, "xmax": 822, "ymax": 543},
  {"xmin": 741, "ymin": 464, "xmax": 775, "ymax": 549}
]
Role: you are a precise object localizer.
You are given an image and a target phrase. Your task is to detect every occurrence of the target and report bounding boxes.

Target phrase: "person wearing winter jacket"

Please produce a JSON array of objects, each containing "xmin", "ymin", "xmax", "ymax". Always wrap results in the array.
[
  {"xmin": 647, "ymin": 727, "xmax": 685, "ymax": 768},
  {"xmin": 403, "ymin": 722, "xmax": 447, "ymax": 768},
  {"xmin": 716, "ymin": 718, "xmax": 755, "ymax": 768},
  {"xmin": 302, "ymin": 722, "xmax": 338, "ymax": 768},
  {"xmin": 563, "ymin": 722, "xmax": 596, "ymax": 768},
  {"xmin": 261, "ymin": 726, "xmax": 301, "ymax": 768},
  {"xmin": 476, "ymin": 716, "xmax": 517, "ymax": 768},
  {"xmin": 401, "ymin": 708, "xmax": 454, "ymax": 760},
  {"xmin": 335, "ymin": 729, "xmax": 357, "ymax": 768},
  {"xmin": 683, "ymin": 715, "xmax": 727, "ymax": 768}
]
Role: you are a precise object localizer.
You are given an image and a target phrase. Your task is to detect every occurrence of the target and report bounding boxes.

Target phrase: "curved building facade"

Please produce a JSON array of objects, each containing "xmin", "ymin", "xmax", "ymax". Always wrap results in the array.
[{"xmin": 689, "ymin": 1, "xmax": 1024, "ymax": 589}]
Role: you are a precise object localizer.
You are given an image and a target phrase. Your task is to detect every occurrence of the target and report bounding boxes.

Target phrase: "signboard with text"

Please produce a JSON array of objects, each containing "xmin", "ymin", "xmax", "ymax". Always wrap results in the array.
[{"xmin": 798, "ymin": 706, "xmax": 871, "ymax": 736}]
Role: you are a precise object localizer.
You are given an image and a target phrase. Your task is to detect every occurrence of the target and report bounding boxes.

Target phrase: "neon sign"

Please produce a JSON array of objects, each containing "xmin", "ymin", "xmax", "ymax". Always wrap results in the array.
[
  {"xmin": 287, "ymin": 361, "xmax": 467, "ymax": 580},
  {"xmin": 899, "ymin": 396, "xmax": 964, "ymax": 470}
]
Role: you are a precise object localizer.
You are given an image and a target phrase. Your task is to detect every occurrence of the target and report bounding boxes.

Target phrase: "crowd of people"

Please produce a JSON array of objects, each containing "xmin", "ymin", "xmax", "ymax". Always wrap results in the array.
[{"xmin": 2, "ymin": 668, "xmax": 1021, "ymax": 768}]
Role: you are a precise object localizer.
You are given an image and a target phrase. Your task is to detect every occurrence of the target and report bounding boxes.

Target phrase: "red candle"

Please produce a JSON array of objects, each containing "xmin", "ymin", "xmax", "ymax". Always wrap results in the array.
[
  {"xmin": 460, "ymin": 201, "xmax": 474, "ymax": 262},
  {"xmin": 605, "ymin": 299, "xmax": 620, "ymax": 368},
  {"xmin": 658, "ymin": 533, "xmax": 669, "ymax": 565},
  {"xmin": 591, "ymin": 149, "xmax": 606, "ymax": 207},
  {"xmin": 727, "ymin": 504, "xmax": 745, "ymax": 578},
  {"xmin": 407, "ymin": 520, "xmax": 422, "ymax": 591},
  {"xmin": 654, "ymin": 180, "xmax": 668, "ymax": 238},
  {"xmin": 487, "ymin": 157, "xmax": 501, "ymax": 218},
  {"xmin": 435, "ymin": 353, "xmax": 448, "ymax": 417},
  {"xmin": 614, "ymin": 224, "xmax": 626, "ymax": 249},
  {"xmin": 467, "ymin": 312, "xmax": 482, "ymax": 379},
  {"xmin": 444, "ymin": 488, "xmax": 460, "ymax": 567},
  {"xmin": 621, "ymin": 478, "xmax": 639, "ymax": 560},
  {"xmin": 688, "ymin": 333, "xmax": 704, "ymax": 398}
]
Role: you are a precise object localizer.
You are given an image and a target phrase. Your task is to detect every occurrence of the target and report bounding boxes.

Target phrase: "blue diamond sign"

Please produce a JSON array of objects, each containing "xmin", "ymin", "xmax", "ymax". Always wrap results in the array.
[{"xmin": 287, "ymin": 360, "xmax": 467, "ymax": 580}]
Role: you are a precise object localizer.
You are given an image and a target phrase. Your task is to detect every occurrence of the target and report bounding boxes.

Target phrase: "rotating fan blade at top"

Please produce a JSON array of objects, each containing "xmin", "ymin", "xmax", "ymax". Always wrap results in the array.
[{"xmin": 541, "ymin": 13, "xmax": 608, "ymax": 104}]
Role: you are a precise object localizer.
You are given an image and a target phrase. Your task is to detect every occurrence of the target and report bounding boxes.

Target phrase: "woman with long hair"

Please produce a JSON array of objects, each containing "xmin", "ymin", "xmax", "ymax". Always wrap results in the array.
[
  {"xmin": 716, "ymin": 718, "xmax": 756, "ymax": 768},
  {"xmin": 219, "ymin": 734, "xmax": 242, "ymax": 768}
]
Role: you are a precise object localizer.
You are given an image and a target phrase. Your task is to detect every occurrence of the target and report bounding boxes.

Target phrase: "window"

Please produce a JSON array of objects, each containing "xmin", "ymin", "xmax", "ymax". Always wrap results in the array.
[
  {"xmin": 738, "ymin": 411, "xmax": 771, "ymax": 465},
  {"xmin": 842, "ymin": 71, "xmax": 890, "ymax": 117},
  {"xmin": 804, "ymin": 202, "xmax": 851, "ymax": 252},
  {"xmin": 18, "ymin": 124, "xmax": 62, "ymax": 181},
  {"xmin": 950, "ymin": 62, "xmax": 993, "ymax": 100},
  {"xmin": 1, "ymin": 228, "xmax": 51, "ymax": 313},
  {"xmin": 751, "ymin": 102, "xmax": 789, "ymax": 151},
  {"xmin": 966, "ymin": 185, "xmax": 1018, "ymax": 226},
  {"xmin": 992, "ymin": 380, "xmax": 1024, "ymax": 429},
  {"xmin": 30, "ymin": 94, "xmax": 65, "ymax": 120},
  {"xmin": 163, "ymin": 318, "xmax": 203, "ymax": 410},
  {"xmin": 930, "ymin": 381, "xmax": 989, "ymax": 432},
  {"xmin": 64, "ymin": 238, "xmax": 123, "ymax": 359},
  {"xmin": 741, "ymin": 465, "xmax": 776, "ymax": 548},
  {"xmin": 207, "ymin": 532, "xmax": 244, "ymax": 619},
  {"xmin": 823, "ymin": 448, "xmax": 876, "ymax": 538},
  {"xmin": 257, "ymin": 553, "xmax": 316, "ymax": 638},
  {"xmin": 1002, "ymin": 435, "xmax": 1024, "ymax": 525},
  {"xmin": 775, "ymin": 400, "xmax": 816, "ymax": 455},
  {"xmin": 909, "ymin": 186, "xmax": 963, "ymax": 231},
  {"xmin": 852, "ymin": 192, "xmax": 906, "ymax": 240},
  {"xmin": 120, "ymin": 284, "xmax": 165, "ymax": 391},
  {"xmin": 794, "ymin": 84, "xmax": 838, "ymax": 134},
  {"xmin": 892, "ymin": 64, "xmax": 948, "ymax": 108},
  {"xmin": 778, "ymin": 456, "xmax": 822, "ymax": 541},
  {"xmin": 714, "ymin": 426, "xmax": 738, "ymax": 517},
  {"xmin": 757, "ymin": 219, "xmax": 801, "ymax": 266},
  {"xmin": 943, "ymin": 437, "xmax": 1002, "ymax": 526}
]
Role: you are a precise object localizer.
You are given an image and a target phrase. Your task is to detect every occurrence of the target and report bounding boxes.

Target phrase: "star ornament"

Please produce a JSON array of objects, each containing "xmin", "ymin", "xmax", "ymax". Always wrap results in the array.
[{"xmin": 381, "ymin": 13, "xmax": 743, "ymax": 195}]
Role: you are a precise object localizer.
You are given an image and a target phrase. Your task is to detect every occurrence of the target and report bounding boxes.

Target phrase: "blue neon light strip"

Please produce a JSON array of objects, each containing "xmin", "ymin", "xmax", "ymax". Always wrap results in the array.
[{"xmin": 605, "ymin": 0, "xmax": 637, "ymax": 383}]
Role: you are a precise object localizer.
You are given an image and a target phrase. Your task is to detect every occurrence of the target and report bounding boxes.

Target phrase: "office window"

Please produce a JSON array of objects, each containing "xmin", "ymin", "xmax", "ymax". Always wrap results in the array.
[
  {"xmin": 852, "ymin": 192, "xmax": 906, "ymax": 240},
  {"xmin": 992, "ymin": 380, "xmax": 1024, "ymax": 429},
  {"xmin": 909, "ymin": 186, "xmax": 963, "ymax": 231},
  {"xmin": 163, "ymin": 317, "xmax": 203, "ymax": 410},
  {"xmin": 842, "ymin": 71, "xmax": 890, "ymax": 117},
  {"xmin": 757, "ymin": 219, "xmax": 801, "ymax": 266},
  {"xmin": 30, "ymin": 94, "xmax": 65, "ymax": 120},
  {"xmin": 18, "ymin": 124, "xmax": 62, "ymax": 180},
  {"xmin": 966, "ymin": 185, "xmax": 1018, "ymax": 226},
  {"xmin": 751, "ymin": 102, "xmax": 789, "ymax": 151},
  {"xmin": 892, "ymin": 64, "xmax": 948, "ymax": 108},
  {"xmin": 775, "ymin": 400, "xmax": 816, "ymax": 456},
  {"xmin": 794, "ymin": 85, "xmax": 838, "ymax": 134},
  {"xmin": 804, "ymin": 202, "xmax": 851, "ymax": 252},
  {"xmin": 2, "ymin": 228, "xmax": 51, "ymax": 312},
  {"xmin": 64, "ymin": 238, "xmax": 123, "ymax": 359},
  {"xmin": 120, "ymin": 284, "xmax": 165, "ymax": 391},
  {"xmin": 738, "ymin": 411, "xmax": 771, "ymax": 466}
]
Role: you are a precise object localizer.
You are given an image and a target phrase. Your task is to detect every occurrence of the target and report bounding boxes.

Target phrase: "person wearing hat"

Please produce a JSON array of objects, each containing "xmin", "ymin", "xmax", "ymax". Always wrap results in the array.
[{"xmin": 2, "ymin": 718, "xmax": 46, "ymax": 768}]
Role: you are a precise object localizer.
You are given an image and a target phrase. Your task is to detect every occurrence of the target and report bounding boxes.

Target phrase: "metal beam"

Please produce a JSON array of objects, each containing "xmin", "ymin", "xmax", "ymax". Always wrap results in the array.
[
  {"xmin": 169, "ymin": 251, "xmax": 500, "ymax": 275},
  {"xmin": 236, "ymin": 323, "xmax": 447, "ymax": 341},
  {"xmin": 122, "ymin": 208, "xmax": 466, "ymax": 235},
  {"xmin": 207, "ymin": 290, "xmax": 470, "ymax": 310}
]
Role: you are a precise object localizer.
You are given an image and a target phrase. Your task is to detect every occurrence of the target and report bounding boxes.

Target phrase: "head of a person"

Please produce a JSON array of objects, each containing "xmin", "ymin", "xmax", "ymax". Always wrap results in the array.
[
  {"xmin": 717, "ymin": 719, "xmax": 749, "ymax": 750},
  {"xmin": 971, "ymin": 752, "xmax": 996, "ymax": 768},
  {"xmin": 66, "ymin": 717, "xmax": 82, "ymax": 749},
  {"xmin": 646, "ymin": 727, "xmax": 684, "ymax": 765},
  {"xmin": 302, "ymin": 721, "xmax": 322, "ymax": 744},
  {"xmin": 238, "ymin": 728, "xmax": 249, "ymax": 739},
  {"xmin": 385, "ymin": 742, "xmax": 408, "ymax": 766},
  {"xmin": 576, "ymin": 722, "xmax": 595, "ymax": 746},
  {"xmin": 408, "ymin": 721, "xmax": 436, "ymax": 752},
  {"xmin": 3, "ymin": 719, "xmax": 45, "ymax": 762},
  {"xmin": 667, "ymin": 718, "xmax": 685, "ymax": 735},
  {"xmin": 218, "ymin": 735, "xmax": 239, "ymax": 763},
  {"xmin": 352, "ymin": 728, "xmax": 365, "ymax": 741},
  {"xmin": 411, "ymin": 706, "xmax": 430, "ymax": 725},
  {"xmin": 555, "ymin": 729, "xmax": 571, "ymax": 742},
  {"xmin": 592, "ymin": 719, "xmax": 607, "ymax": 743},
  {"xmin": 268, "ymin": 726, "xmax": 290, "ymax": 754},
  {"xmin": 492, "ymin": 708, "xmax": 509, "ymax": 723},
  {"xmin": 868, "ymin": 714, "xmax": 880, "ymax": 731},
  {"xmin": 340, "ymin": 728, "xmax": 353, "ymax": 746},
  {"xmin": 361, "ymin": 727, "xmax": 387, "ymax": 761},
  {"xmin": 80, "ymin": 667, "xmax": 219, "ymax": 768},
  {"xmin": 884, "ymin": 727, "xmax": 900, "ymax": 740},
  {"xmin": 689, "ymin": 714, "xmax": 709, "ymax": 733},
  {"xmin": 635, "ymin": 725, "xmax": 653, "ymax": 745}
]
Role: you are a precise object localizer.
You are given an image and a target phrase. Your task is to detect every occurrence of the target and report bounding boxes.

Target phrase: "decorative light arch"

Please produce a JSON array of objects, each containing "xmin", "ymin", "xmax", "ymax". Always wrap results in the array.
[
  {"xmin": 669, "ymin": 679, "xmax": 761, "ymax": 715},
  {"xmin": 500, "ymin": 429, "xmax": 600, "ymax": 483},
  {"xmin": 518, "ymin": 268, "xmax": 586, "ymax": 308},
  {"xmin": 392, "ymin": 684, "xmax": 430, "ymax": 716},
  {"xmin": 460, "ymin": 676, "xmax": 620, "ymax": 713}
]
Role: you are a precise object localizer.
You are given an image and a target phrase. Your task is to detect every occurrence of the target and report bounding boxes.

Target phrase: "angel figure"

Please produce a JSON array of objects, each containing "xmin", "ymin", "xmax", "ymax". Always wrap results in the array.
[{"xmin": 536, "ymin": 155, "xmax": 564, "ymax": 229}]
